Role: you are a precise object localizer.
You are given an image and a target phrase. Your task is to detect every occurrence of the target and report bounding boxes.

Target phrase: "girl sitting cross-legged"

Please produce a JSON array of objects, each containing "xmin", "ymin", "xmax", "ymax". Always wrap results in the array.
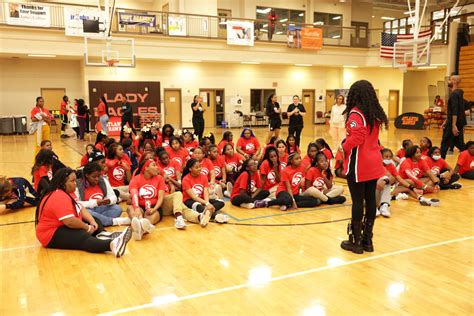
[
  {"xmin": 259, "ymin": 147, "xmax": 284, "ymax": 199},
  {"xmin": 230, "ymin": 158, "xmax": 270, "ymax": 209}
]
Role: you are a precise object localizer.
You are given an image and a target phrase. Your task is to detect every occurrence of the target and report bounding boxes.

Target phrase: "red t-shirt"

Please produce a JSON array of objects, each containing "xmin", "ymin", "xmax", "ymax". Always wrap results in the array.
[
  {"xmin": 396, "ymin": 148, "xmax": 406, "ymax": 159},
  {"xmin": 237, "ymin": 137, "xmax": 260, "ymax": 155},
  {"xmin": 95, "ymin": 143, "xmax": 105, "ymax": 155},
  {"xmin": 36, "ymin": 190, "xmax": 82, "ymax": 246},
  {"xmin": 80, "ymin": 154, "xmax": 89, "ymax": 166},
  {"xmin": 276, "ymin": 164, "xmax": 305, "ymax": 195},
  {"xmin": 165, "ymin": 146, "xmax": 190, "ymax": 167},
  {"xmin": 456, "ymin": 150, "xmax": 474, "ymax": 175},
  {"xmin": 320, "ymin": 147, "xmax": 333, "ymax": 161},
  {"xmin": 399, "ymin": 158, "xmax": 430, "ymax": 187},
  {"xmin": 97, "ymin": 102, "xmax": 106, "ymax": 117},
  {"xmin": 84, "ymin": 185, "xmax": 105, "ymax": 201},
  {"xmin": 60, "ymin": 101, "xmax": 68, "ymax": 115},
  {"xmin": 278, "ymin": 152, "xmax": 289, "ymax": 168},
  {"xmin": 287, "ymin": 145, "xmax": 301, "ymax": 154},
  {"xmin": 218, "ymin": 140, "xmax": 234, "ymax": 155},
  {"xmin": 157, "ymin": 160, "xmax": 181, "ymax": 180},
  {"xmin": 305, "ymin": 167, "xmax": 329, "ymax": 192},
  {"xmin": 301, "ymin": 155, "xmax": 313, "ymax": 170},
  {"xmin": 334, "ymin": 151, "xmax": 343, "ymax": 170},
  {"xmin": 210, "ymin": 156, "xmax": 225, "ymax": 179},
  {"xmin": 199, "ymin": 158, "xmax": 214, "ymax": 181},
  {"xmin": 129, "ymin": 173, "xmax": 166, "ymax": 208},
  {"xmin": 105, "ymin": 158, "xmax": 130, "ymax": 187},
  {"xmin": 260, "ymin": 160, "xmax": 283, "ymax": 190},
  {"xmin": 384, "ymin": 163, "xmax": 399, "ymax": 178},
  {"xmin": 426, "ymin": 157, "xmax": 449, "ymax": 176},
  {"xmin": 421, "ymin": 148, "xmax": 429, "ymax": 157},
  {"xmin": 230, "ymin": 171, "xmax": 262, "ymax": 200},
  {"xmin": 31, "ymin": 106, "xmax": 53, "ymax": 122},
  {"xmin": 33, "ymin": 165, "xmax": 53, "ymax": 191},
  {"xmin": 184, "ymin": 140, "xmax": 199, "ymax": 151},
  {"xmin": 182, "ymin": 173, "xmax": 209, "ymax": 201},
  {"xmin": 224, "ymin": 153, "xmax": 243, "ymax": 170}
]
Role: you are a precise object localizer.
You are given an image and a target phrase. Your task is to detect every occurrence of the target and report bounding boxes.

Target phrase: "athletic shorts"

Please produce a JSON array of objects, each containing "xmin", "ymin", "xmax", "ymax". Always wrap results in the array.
[{"xmin": 269, "ymin": 119, "xmax": 281, "ymax": 131}]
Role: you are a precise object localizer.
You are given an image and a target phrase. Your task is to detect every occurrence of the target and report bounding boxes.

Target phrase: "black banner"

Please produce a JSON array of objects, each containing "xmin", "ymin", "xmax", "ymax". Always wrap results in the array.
[{"xmin": 394, "ymin": 112, "xmax": 425, "ymax": 130}]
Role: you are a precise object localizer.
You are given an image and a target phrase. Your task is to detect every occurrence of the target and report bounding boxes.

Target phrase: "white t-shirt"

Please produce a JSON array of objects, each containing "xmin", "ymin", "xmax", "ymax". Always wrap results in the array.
[{"xmin": 330, "ymin": 104, "xmax": 346, "ymax": 128}]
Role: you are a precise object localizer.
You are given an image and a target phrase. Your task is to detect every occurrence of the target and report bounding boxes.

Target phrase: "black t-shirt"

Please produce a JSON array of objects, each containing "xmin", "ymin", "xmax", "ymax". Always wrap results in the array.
[
  {"xmin": 191, "ymin": 102, "xmax": 204, "ymax": 120},
  {"xmin": 266, "ymin": 102, "xmax": 281, "ymax": 121},
  {"xmin": 287, "ymin": 103, "xmax": 306, "ymax": 126},
  {"xmin": 447, "ymin": 89, "xmax": 466, "ymax": 127}
]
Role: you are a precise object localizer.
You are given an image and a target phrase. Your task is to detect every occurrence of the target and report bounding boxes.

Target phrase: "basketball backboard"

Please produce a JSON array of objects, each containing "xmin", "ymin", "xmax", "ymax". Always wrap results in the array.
[{"xmin": 84, "ymin": 37, "xmax": 135, "ymax": 67}]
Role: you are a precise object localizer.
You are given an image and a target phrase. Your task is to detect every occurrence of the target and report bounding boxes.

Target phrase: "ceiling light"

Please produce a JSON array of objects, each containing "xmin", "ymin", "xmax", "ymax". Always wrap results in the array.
[
  {"xmin": 372, "ymin": 15, "xmax": 375, "ymax": 18},
  {"xmin": 313, "ymin": 21, "xmax": 324, "ymax": 26},
  {"xmin": 332, "ymin": 35, "xmax": 341, "ymax": 38},
  {"xmin": 256, "ymin": 8, "xmax": 271, "ymax": 14},
  {"xmin": 295, "ymin": 64, "xmax": 312, "ymax": 67},
  {"xmin": 179, "ymin": 59, "xmax": 201, "ymax": 62},
  {"xmin": 241, "ymin": 61, "xmax": 261, "ymax": 64},
  {"xmin": 332, "ymin": 16, "xmax": 341, "ymax": 20},
  {"xmin": 381, "ymin": 17, "xmax": 395, "ymax": 20},
  {"xmin": 279, "ymin": 18, "xmax": 288, "ymax": 22},
  {"xmin": 298, "ymin": 13, "xmax": 304, "ymax": 17},
  {"xmin": 27, "ymin": 54, "xmax": 56, "ymax": 58}
]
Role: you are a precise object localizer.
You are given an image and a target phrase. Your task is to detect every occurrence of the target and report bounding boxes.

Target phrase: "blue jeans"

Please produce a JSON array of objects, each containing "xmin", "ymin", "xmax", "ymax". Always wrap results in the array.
[
  {"xmin": 99, "ymin": 115, "xmax": 109, "ymax": 135},
  {"xmin": 87, "ymin": 204, "xmax": 122, "ymax": 226}
]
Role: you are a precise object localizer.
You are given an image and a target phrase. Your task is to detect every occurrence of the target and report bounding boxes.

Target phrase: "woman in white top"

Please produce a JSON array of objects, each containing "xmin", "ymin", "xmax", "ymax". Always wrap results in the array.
[{"xmin": 329, "ymin": 95, "xmax": 346, "ymax": 149}]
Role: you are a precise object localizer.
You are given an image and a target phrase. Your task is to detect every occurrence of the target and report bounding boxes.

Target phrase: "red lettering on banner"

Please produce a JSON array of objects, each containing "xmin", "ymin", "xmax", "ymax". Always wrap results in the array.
[{"xmin": 401, "ymin": 116, "xmax": 419, "ymax": 125}]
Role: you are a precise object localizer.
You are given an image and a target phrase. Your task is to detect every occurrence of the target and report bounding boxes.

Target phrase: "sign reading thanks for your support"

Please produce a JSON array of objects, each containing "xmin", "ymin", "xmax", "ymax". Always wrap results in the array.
[{"xmin": 5, "ymin": 3, "xmax": 51, "ymax": 27}]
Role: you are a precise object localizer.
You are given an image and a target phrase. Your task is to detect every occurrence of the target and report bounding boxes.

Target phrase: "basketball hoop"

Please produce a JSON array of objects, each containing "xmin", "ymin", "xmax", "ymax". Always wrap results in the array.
[
  {"xmin": 398, "ymin": 61, "xmax": 412, "ymax": 73},
  {"xmin": 106, "ymin": 59, "xmax": 119, "ymax": 67}
]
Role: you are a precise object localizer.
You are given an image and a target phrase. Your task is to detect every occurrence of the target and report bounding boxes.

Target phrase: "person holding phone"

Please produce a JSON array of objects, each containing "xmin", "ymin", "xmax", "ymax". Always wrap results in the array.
[
  {"xmin": 287, "ymin": 95, "xmax": 306, "ymax": 148},
  {"xmin": 192, "ymin": 95, "xmax": 206, "ymax": 142}
]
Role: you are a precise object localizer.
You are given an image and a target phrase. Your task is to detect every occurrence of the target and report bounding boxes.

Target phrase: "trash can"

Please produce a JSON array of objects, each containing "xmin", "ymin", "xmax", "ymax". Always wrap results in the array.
[
  {"xmin": 0, "ymin": 117, "xmax": 14, "ymax": 135},
  {"xmin": 14, "ymin": 116, "xmax": 28, "ymax": 134}
]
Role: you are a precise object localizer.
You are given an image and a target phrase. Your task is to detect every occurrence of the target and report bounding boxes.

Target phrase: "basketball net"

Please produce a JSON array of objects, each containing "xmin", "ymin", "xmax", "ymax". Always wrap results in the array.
[{"xmin": 106, "ymin": 59, "xmax": 119, "ymax": 75}]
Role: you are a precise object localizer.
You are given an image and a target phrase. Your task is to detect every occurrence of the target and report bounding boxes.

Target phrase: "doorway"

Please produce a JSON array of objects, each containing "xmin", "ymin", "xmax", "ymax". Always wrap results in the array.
[
  {"xmin": 218, "ymin": 9, "xmax": 231, "ymax": 38},
  {"xmin": 351, "ymin": 21, "xmax": 369, "ymax": 48},
  {"xmin": 199, "ymin": 89, "xmax": 225, "ymax": 127},
  {"xmin": 325, "ymin": 90, "xmax": 335, "ymax": 112},
  {"xmin": 302, "ymin": 89, "xmax": 315, "ymax": 125},
  {"xmin": 388, "ymin": 90, "xmax": 400, "ymax": 119},
  {"xmin": 41, "ymin": 88, "xmax": 66, "ymax": 111},
  {"xmin": 164, "ymin": 89, "xmax": 182, "ymax": 128}
]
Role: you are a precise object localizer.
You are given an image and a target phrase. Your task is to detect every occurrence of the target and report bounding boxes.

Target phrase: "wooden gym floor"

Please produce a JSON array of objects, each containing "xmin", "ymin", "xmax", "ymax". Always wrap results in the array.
[{"xmin": 0, "ymin": 124, "xmax": 473, "ymax": 315}]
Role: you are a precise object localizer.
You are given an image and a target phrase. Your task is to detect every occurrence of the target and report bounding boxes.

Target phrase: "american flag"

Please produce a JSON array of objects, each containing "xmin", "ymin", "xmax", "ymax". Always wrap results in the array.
[{"xmin": 380, "ymin": 29, "xmax": 432, "ymax": 59}]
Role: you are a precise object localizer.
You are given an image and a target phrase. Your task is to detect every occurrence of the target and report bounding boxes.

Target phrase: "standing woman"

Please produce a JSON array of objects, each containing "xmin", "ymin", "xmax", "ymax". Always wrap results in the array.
[
  {"xmin": 330, "ymin": 95, "xmax": 346, "ymax": 149},
  {"xmin": 287, "ymin": 95, "xmax": 306, "ymax": 148},
  {"xmin": 121, "ymin": 96, "xmax": 133, "ymax": 132},
  {"xmin": 191, "ymin": 95, "xmax": 205, "ymax": 142},
  {"xmin": 97, "ymin": 96, "xmax": 109, "ymax": 136},
  {"xmin": 60, "ymin": 95, "xmax": 70, "ymax": 138},
  {"xmin": 30, "ymin": 97, "xmax": 53, "ymax": 155},
  {"xmin": 266, "ymin": 94, "xmax": 282, "ymax": 145},
  {"xmin": 339, "ymin": 80, "xmax": 388, "ymax": 254},
  {"xmin": 76, "ymin": 99, "xmax": 88, "ymax": 141}
]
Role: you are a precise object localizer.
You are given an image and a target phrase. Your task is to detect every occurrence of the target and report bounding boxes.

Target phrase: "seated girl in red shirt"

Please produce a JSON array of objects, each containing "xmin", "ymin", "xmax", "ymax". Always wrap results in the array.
[
  {"xmin": 426, "ymin": 146, "xmax": 461, "ymax": 190},
  {"xmin": 199, "ymin": 133, "xmax": 215, "ymax": 154},
  {"xmin": 236, "ymin": 128, "xmax": 262, "ymax": 160},
  {"xmin": 181, "ymin": 159, "xmax": 228, "ymax": 224},
  {"xmin": 95, "ymin": 132, "xmax": 108, "ymax": 156},
  {"xmin": 156, "ymin": 148, "xmax": 182, "ymax": 193},
  {"xmin": 394, "ymin": 139, "xmax": 413, "ymax": 164},
  {"xmin": 301, "ymin": 143, "xmax": 318, "ymax": 172},
  {"xmin": 286, "ymin": 135, "xmax": 300, "ymax": 155},
  {"xmin": 254, "ymin": 153, "xmax": 321, "ymax": 211},
  {"xmin": 81, "ymin": 144, "xmax": 95, "ymax": 166},
  {"xmin": 259, "ymin": 147, "xmax": 284, "ymax": 199},
  {"xmin": 35, "ymin": 168, "xmax": 132, "ymax": 257},
  {"xmin": 165, "ymin": 136, "xmax": 190, "ymax": 167},
  {"xmin": 275, "ymin": 140, "xmax": 289, "ymax": 168},
  {"xmin": 222, "ymin": 143, "xmax": 243, "ymax": 186},
  {"xmin": 453, "ymin": 141, "xmax": 474, "ymax": 179},
  {"xmin": 419, "ymin": 137, "xmax": 432, "ymax": 159},
  {"xmin": 315, "ymin": 138, "xmax": 333, "ymax": 161},
  {"xmin": 231, "ymin": 158, "xmax": 270, "ymax": 209},
  {"xmin": 183, "ymin": 130, "xmax": 199, "ymax": 153},
  {"xmin": 302, "ymin": 152, "xmax": 345, "ymax": 204},
  {"xmin": 32, "ymin": 149, "xmax": 54, "ymax": 195},
  {"xmin": 208, "ymin": 145, "xmax": 227, "ymax": 199},
  {"xmin": 161, "ymin": 124, "xmax": 174, "ymax": 147},
  {"xmin": 193, "ymin": 146, "xmax": 219, "ymax": 196},
  {"xmin": 398, "ymin": 145, "xmax": 440, "ymax": 194},
  {"xmin": 106, "ymin": 143, "xmax": 131, "ymax": 203},
  {"xmin": 217, "ymin": 131, "xmax": 234, "ymax": 155}
]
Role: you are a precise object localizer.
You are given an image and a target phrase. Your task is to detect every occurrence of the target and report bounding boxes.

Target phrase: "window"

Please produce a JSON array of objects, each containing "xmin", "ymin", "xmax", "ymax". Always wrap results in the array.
[
  {"xmin": 250, "ymin": 89, "xmax": 276, "ymax": 113},
  {"xmin": 313, "ymin": 12, "xmax": 343, "ymax": 38},
  {"xmin": 256, "ymin": 6, "xmax": 305, "ymax": 36}
]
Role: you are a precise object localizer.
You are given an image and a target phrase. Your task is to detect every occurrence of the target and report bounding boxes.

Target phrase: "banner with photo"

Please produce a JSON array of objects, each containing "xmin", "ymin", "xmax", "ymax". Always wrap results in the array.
[
  {"xmin": 287, "ymin": 27, "xmax": 323, "ymax": 50},
  {"xmin": 168, "ymin": 16, "xmax": 187, "ymax": 36},
  {"xmin": 118, "ymin": 12, "xmax": 156, "ymax": 27},
  {"xmin": 64, "ymin": 7, "xmax": 107, "ymax": 37},
  {"xmin": 5, "ymin": 3, "xmax": 51, "ymax": 27},
  {"xmin": 227, "ymin": 21, "xmax": 254, "ymax": 46}
]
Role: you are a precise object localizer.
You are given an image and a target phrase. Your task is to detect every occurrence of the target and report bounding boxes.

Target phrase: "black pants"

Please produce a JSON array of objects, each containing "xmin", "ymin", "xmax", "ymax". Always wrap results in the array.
[
  {"xmin": 347, "ymin": 176, "xmax": 377, "ymax": 221},
  {"xmin": 440, "ymin": 124, "xmax": 465, "ymax": 158},
  {"xmin": 437, "ymin": 169, "xmax": 460, "ymax": 189},
  {"xmin": 47, "ymin": 217, "xmax": 111, "ymax": 253},
  {"xmin": 122, "ymin": 117, "xmax": 134, "ymax": 131},
  {"xmin": 461, "ymin": 170, "xmax": 474, "ymax": 179},
  {"xmin": 60, "ymin": 114, "xmax": 68, "ymax": 132},
  {"xmin": 193, "ymin": 118, "xmax": 205, "ymax": 142},
  {"xmin": 184, "ymin": 198, "xmax": 224, "ymax": 219},
  {"xmin": 288, "ymin": 124, "xmax": 304, "ymax": 148},
  {"xmin": 267, "ymin": 191, "xmax": 320, "ymax": 208},
  {"xmin": 231, "ymin": 190, "xmax": 270, "ymax": 206}
]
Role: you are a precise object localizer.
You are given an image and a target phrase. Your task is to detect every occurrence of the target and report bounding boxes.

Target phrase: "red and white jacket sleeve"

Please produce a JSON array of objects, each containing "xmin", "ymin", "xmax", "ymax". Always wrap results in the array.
[{"xmin": 342, "ymin": 112, "xmax": 368, "ymax": 154}]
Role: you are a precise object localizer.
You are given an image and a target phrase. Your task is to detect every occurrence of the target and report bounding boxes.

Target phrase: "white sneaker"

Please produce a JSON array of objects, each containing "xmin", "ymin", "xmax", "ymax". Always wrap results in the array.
[
  {"xmin": 419, "ymin": 197, "xmax": 440, "ymax": 206},
  {"xmin": 376, "ymin": 208, "xmax": 381, "ymax": 217},
  {"xmin": 96, "ymin": 231, "xmax": 122, "ymax": 240},
  {"xmin": 131, "ymin": 217, "xmax": 143, "ymax": 241},
  {"xmin": 140, "ymin": 218, "xmax": 155, "ymax": 234},
  {"xmin": 175, "ymin": 216, "xmax": 186, "ymax": 229},
  {"xmin": 110, "ymin": 227, "xmax": 133, "ymax": 258},
  {"xmin": 223, "ymin": 191, "xmax": 231, "ymax": 198},
  {"xmin": 379, "ymin": 203, "xmax": 391, "ymax": 217},
  {"xmin": 214, "ymin": 213, "xmax": 229, "ymax": 223},
  {"xmin": 396, "ymin": 193, "xmax": 409, "ymax": 200},
  {"xmin": 240, "ymin": 203, "xmax": 255, "ymax": 209},
  {"xmin": 113, "ymin": 217, "xmax": 131, "ymax": 226},
  {"xmin": 226, "ymin": 183, "xmax": 233, "ymax": 195},
  {"xmin": 200, "ymin": 209, "xmax": 211, "ymax": 227}
]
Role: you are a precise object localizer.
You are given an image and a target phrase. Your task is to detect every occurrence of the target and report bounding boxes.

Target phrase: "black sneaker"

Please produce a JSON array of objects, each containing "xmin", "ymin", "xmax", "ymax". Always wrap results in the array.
[{"xmin": 450, "ymin": 183, "xmax": 462, "ymax": 189}]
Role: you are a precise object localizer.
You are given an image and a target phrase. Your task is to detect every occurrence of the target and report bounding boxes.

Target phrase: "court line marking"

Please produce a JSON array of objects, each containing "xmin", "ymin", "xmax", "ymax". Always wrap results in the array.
[{"xmin": 99, "ymin": 235, "xmax": 474, "ymax": 315}]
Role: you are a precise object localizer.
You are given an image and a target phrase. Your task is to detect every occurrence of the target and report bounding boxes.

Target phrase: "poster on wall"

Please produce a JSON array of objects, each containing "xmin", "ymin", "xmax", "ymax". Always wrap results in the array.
[
  {"xmin": 287, "ymin": 27, "xmax": 322, "ymax": 50},
  {"xmin": 88, "ymin": 81, "xmax": 161, "ymax": 132},
  {"xmin": 64, "ymin": 7, "xmax": 107, "ymax": 37},
  {"xmin": 168, "ymin": 16, "xmax": 187, "ymax": 36},
  {"xmin": 227, "ymin": 21, "xmax": 254, "ymax": 46},
  {"xmin": 118, "ymin": 12, "xmax": 156, "ymax": 27},
  {"xmin": 5, "ymin": 3, "xmax": 51, "ymax": 27}
]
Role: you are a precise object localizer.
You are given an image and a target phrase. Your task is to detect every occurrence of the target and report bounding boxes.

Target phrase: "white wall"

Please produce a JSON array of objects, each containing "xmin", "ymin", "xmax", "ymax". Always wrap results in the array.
[
  {"xmin": 402, "ymin": 68, "xmax": 446, "ymax": 114},
  {"xmin": 0, "ymin": 58, "xmax": 84, "ymax": 117}
]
